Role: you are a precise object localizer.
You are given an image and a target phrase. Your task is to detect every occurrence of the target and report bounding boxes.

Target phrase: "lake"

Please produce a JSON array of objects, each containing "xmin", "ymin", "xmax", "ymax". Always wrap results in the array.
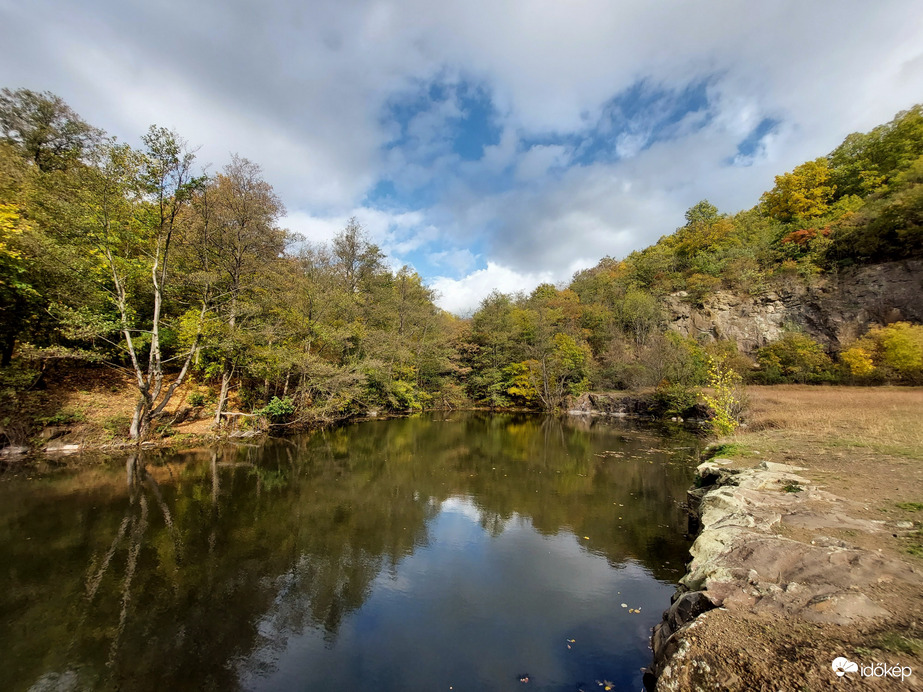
[{"xmin": 0, "ymin": 412, "xmax": 701, "ymax": 691}]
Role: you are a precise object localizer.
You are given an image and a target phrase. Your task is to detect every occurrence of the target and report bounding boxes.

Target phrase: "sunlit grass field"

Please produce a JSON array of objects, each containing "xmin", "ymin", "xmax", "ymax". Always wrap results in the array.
[{"xmin": 741, "ymin": 385, "xmax": 923, "ymax": 459}]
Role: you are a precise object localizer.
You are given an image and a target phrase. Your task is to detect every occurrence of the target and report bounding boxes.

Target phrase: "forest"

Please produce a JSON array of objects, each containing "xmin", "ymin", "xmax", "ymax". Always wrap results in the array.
[{"xmin": 1, "ymin": 88, "xmax": 922, "ymax": 444}]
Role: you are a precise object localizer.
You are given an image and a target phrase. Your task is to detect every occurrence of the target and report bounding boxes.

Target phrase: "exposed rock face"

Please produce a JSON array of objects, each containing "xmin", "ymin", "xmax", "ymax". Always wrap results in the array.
[
  {"xmin": 664, "ymin": 259, "xmax": 923, "ymax": 353},
  {"xmin": 646, "ymin": 460, "xmax": 923, "ymax": 691},
  {"xmin": 567, "ymin": 392, "xmax": 710, "ymax": 420},
  {"xmin": 568, "ymin": 392, "xmax": 654, "ymax": 417}
]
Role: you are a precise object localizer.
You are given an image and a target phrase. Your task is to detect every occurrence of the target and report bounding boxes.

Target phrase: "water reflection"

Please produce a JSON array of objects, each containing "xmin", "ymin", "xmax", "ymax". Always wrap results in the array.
[{"xmin": 0, "ymin": 413, "xmax": 700, "ymax": 691}]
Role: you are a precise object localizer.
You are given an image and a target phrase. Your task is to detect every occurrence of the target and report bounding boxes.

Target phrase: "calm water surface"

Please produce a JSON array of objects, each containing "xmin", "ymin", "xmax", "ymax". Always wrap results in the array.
[{"xmin": 0, "ymin": 412, "xmax": 701, "ymax": 692}]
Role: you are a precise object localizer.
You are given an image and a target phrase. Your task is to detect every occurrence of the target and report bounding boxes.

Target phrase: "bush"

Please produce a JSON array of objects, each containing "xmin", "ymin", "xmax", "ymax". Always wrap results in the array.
[
  {"xmin": 39, "ymin": 408, "xmax": 87, "ymax": 426},
  {"xmin": 839, "ymin": 322, "xmax": 923, "ymax": 383},
  {"xmin": 653, "ymin": 382, "xmax": 700, "ymax": 418},
  {"xmin": 258, "ymin": 396, "xmax": 296, "ymax": 424},
  {"xmin": 755, "ymin": 332, "xmax": 834, "ymax": 383},
  {"xmin": 187, "ymin": 391, "xmax": 207, "ymax": 407},
  {"xmin": 701, "ymin": 356, "xmax": 745, "ymax": 436}
]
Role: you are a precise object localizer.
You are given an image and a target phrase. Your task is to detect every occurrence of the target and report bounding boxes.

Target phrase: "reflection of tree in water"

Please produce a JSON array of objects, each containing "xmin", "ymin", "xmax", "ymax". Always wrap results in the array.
[
  {"xmin": 1, "ymin": 413, "xmax": 700, "ymax": 691},
  {"xmin": 83, "ymin": 454, "xmax": 180, "ymax": 670}
]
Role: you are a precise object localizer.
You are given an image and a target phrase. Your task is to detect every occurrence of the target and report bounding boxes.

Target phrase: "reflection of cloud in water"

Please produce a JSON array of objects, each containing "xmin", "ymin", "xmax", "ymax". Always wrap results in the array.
[
  {"xmin": 1, "ymin": 412, "xmax": 698, "ymax": 692},
  {"xmin": 440, "ymin": 494, "xmax": 487, "ymax": 522},
  {"xmin": 239, "ymin": 491, "xmax": 672, "ymax": 690}
]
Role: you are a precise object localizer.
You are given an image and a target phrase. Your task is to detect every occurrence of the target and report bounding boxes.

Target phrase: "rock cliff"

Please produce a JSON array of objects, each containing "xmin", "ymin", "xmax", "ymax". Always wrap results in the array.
[{"xmin": 664, "ymin": 259, "xmax": 923, "ymax": 354}]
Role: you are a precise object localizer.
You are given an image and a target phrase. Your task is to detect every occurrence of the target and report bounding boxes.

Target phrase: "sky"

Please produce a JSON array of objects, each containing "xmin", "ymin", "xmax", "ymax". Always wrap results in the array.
[{"xmin": 2, "ymin": 0, "xmax": 923, "ymax": 315}]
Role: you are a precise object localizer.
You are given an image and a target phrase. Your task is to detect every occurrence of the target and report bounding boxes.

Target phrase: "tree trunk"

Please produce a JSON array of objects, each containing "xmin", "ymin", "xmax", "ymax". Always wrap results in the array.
[
  {"xmin": 215, "ymin": 297, "xmax": 238, "ymax": 427},
  {"xmin": 0, "ymin": 332, "xmax": 14, "ymax": 367},
  {"xmin": 213, "ymin": 361, "xmax": 233, "ymax": 427},
  {"xmin": 129, "ymin": 397, "xmax": 151, "ymax": 441}
]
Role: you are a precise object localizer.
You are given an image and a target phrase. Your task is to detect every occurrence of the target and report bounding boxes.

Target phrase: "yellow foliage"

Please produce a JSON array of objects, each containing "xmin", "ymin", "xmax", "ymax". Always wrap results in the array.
[
  {"xmin": 760, "ymin": 158, "xmax": 835, "ymax": 222},
  {"xmin": 840, "ymin": 322, "xmax": 923, "ymax": 382},
  {"xmin": 839, "ymin": 346, "xmax": 875, "ymax": 377},
  {"xmin": 0, "ymin": 202, "xmax": 27, "ymax": 260}
]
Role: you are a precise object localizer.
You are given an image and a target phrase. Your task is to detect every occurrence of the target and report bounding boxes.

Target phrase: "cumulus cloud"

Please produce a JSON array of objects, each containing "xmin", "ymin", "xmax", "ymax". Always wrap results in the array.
[
  {"xmin": 2, "ymin": 0, "xmax": 923, "ymax": 316},
  {"xmin": 429, "ymin": 262, "xmax": 562, "ymax": 316}
]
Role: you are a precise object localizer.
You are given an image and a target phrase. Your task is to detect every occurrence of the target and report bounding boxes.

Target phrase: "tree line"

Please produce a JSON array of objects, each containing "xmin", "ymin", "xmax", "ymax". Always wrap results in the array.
[
  {"xmin": 0, "ymin": 88, "xmax": 461, "ymax": 441},
  {"xmin": 1, "ymin": 89, "xmax": 922, "ymax": 444},
  {"xmin": 459, "ymin": 104, "xmax": 923, "ymax": 407}
]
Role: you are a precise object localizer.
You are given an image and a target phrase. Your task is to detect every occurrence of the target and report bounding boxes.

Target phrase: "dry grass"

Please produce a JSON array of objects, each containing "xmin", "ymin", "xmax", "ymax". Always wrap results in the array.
[
  {"xmin": 688, "ymin": 386, "xmax": 923, "ymax": 687},
  {"xmin": 6, "ymin": 365, "xmax": 214, "ymax": 448},
  {"xmin": 721, "ymin": 385, "xmax": 923, "ymax": 521},
  {"xmin": 742, "ymin": 385, "xmax": 923, "ymax": 458}
]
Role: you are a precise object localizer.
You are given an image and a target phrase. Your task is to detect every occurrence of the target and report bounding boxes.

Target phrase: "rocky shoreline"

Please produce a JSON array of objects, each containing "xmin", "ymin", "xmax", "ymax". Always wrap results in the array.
[
  {"xmin": 644, "ymin": 457, "xmax": 923, "ymax": 690},
  {"xmin": 567, "ymin": 391, "xmax": 710, "ymax": 422}
]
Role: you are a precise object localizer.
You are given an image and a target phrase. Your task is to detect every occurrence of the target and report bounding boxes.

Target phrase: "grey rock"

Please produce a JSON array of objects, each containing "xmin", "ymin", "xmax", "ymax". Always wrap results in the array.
[
  {"xmin": 44, "ymin": 443, "xmax": 81, "ymax": 454},
  {"xmin": 664, "ymin": 259, "xmax": 923, "ymax": 354},
  {"xmin": 40, "ymin": 426, "xmax": 71, "ymax": 441},
  {"xmin": 648, "ymin": 457, "xmax": 923, "ymax": 690}
]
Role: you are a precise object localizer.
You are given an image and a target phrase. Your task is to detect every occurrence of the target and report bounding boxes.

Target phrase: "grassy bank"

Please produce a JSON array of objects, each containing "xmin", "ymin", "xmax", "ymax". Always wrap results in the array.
[{"xmin": 0, "ymin": 366, "xmax": 237, "ymax": 457}]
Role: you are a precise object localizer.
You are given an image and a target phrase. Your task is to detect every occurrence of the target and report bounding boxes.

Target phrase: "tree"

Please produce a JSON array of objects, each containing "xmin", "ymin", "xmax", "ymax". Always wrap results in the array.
[
  {"xmin": 332, "ymin": 217, "xmax": 385, "ymax": 298},
  {"xmin": 191, "ymin": 155, "xmax": 287, "ymax": 425},
  {"xmin": 756, "ymin": 332, "xmax": 833, "ymax": 383},
  {"xmin": 84, "ymin": 128, "xmax": 206, "ymax": 441},
  {"xmin": 522, "ymin": 333, "xmax": 590, "ymax": 411},
  {"xmin": 0, "ymin": 201, "xmax": 33, "ymax": 365},
  {"xmin": 840, "ymin": 322, "xmax": 923, "ymax": 383},
  {"xmin": 673, "ymin": 201, "xmax": 737, "ymax": 269},
  {"xmin": 614, "ymin": 289, "xmax": 662, "ymax": 348},
  {"xmin": 829, "ymin": 105, "xmax": 923, "ymax": 198},
  {"xmin": 761, "ymin": 158, "xmax": 835, "ymax": 222},
  {"xmin": 701, "ymin": 356, "xmax": 744, "ymax": 436},
  {"xmin": 0, "ymin": 88, "xmax": 100, "ymax": 171},
  {"xmin": 684, "ymin": 199, "xmax": 719, "ymax": 226}
]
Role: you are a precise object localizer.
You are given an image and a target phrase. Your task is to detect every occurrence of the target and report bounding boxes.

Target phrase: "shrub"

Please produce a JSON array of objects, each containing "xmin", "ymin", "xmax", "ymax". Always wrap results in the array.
[
  {"xmin": 755, "ymin": 332, "xmax": 834, "ymax": 383},
  {"xmin": 258, "ymin": 396, "xmax": 296, "ymax": 424},
  {"xmin": 653, "ymin": 381, "xmax": 700, "ymax": 418},
  {"xmin": 839, "ymin": 322, "xmax": 923, "ymax": 384},
  {"xmin": 39, "ymin": 408, "xmax": 87, "ymax": 426},
  {"xmin": 187, "ymin": 391, "xmax": 207, "ymax": 407},
  {"xmin": 701, "ymin": 356, "xmax": 745, "ymax": 436}
]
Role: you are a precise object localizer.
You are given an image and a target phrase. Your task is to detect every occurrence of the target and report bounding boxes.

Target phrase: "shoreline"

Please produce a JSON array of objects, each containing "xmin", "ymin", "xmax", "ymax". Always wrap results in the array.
[
  {"xmin": 645, "ymin": 453, "xmax": 923, "ymax": 690},
  {"xmin": 2, "ymin": 391, "xmax": 700, "ymax": 465}
]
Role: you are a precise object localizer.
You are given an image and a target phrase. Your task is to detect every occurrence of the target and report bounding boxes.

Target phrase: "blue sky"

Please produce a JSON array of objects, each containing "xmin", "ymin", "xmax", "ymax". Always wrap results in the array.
[{"xmin": 2, "ymin": 0, "xmax": 923, "ymax": 313}]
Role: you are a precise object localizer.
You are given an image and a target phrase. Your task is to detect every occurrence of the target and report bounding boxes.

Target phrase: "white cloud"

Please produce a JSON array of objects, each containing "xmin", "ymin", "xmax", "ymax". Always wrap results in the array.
[
  {"xmin": 514, "ymin": 144, "xmax": 570, "ymax": 181},
  {"xmin": 429, "ymin": 262, "xmax": 560, "ymax": 316},
  {"xmin": 284, "ymin": 206, "xmax": 427, "ymax": 258},
  {"xmin": 2, "ymin": 0, "xmax": 923, "ymax": 314},
  {"xmin": 283, "ymin": 211, "xmax": 343, "ymax": 246}
]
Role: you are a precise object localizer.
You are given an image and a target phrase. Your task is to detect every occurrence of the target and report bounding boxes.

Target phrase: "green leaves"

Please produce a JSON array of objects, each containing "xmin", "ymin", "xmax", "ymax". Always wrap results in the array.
[
  {"xmin": 755, "ymin": 332, "xmax": 833, "ymax": 384},
  {"xmin": 701, "ymin": 356, "xmax": 744, "ymax": 437}
]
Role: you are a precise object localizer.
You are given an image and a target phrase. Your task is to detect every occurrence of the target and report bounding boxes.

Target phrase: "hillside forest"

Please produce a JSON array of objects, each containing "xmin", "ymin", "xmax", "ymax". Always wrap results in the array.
[{"xmin": 1, "ymin": 88, "xmax": 922, "ymax": 443}]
